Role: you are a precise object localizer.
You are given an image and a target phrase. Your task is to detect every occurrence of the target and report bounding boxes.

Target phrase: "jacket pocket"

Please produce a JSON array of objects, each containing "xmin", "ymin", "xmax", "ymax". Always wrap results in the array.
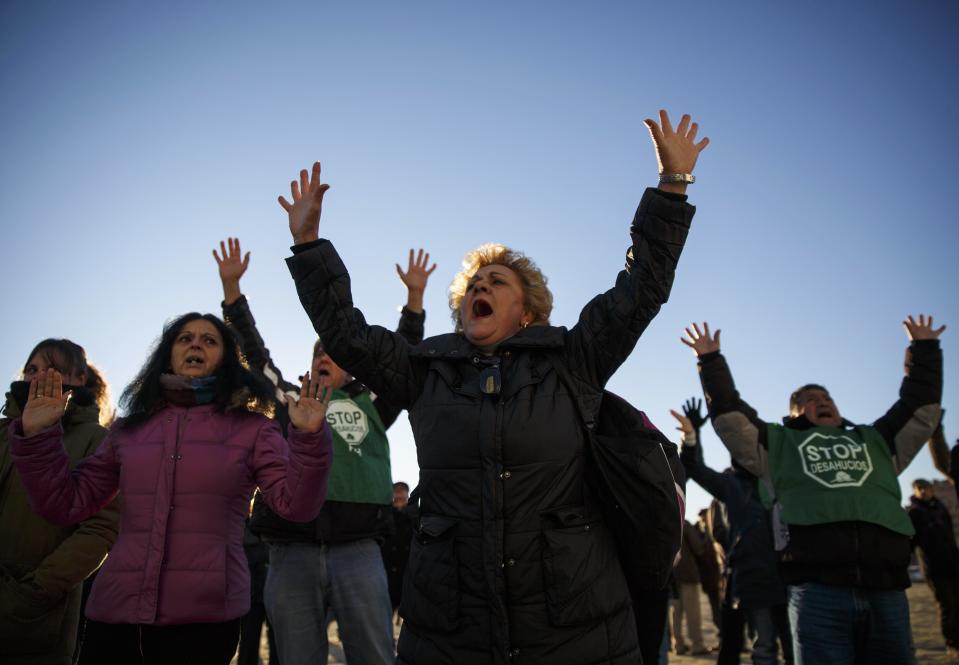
[
  {"xmin": 541, "ymin": 506, "xmax": 629, "ymax": 627},
  {"xmin": 399, "ymin": 514, "xmax": 460, "ymax": 633}
]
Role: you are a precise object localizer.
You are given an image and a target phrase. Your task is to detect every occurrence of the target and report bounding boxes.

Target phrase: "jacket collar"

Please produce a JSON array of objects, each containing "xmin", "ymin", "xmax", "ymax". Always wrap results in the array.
[
  {"xmin": 782, "ymin": 414, "xmax": 856, "ymax": 430},
  {"xmin": 410, "ymin": 326, "xmax": 567, "ymax": 360}
]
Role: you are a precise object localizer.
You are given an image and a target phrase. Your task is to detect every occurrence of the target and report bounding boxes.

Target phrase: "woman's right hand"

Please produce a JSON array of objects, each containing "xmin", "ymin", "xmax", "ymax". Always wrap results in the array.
[
  {"xmin": 681, "ymin": 322, "xmax": 721, "ymax": 357},
  {"xmin": 278, "ymin": 162, "xmax": 330, "ymax": 245},
  {"xmin": 21, "ymin": 368, "xmax": 70, "ymax": 437},
  {"xmin": 212, "ymin": 237, "xmax": 249, "ymax": 304}
]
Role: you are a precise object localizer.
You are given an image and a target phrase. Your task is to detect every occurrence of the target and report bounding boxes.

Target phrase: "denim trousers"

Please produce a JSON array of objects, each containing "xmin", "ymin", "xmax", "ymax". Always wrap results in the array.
[
  {"xmin": 264, "ymin": 539, "xmax": 395, "ymax": 665},
  {"xmin": 787, "ymin": 583, "xmax": 915, "ymax": 665}
]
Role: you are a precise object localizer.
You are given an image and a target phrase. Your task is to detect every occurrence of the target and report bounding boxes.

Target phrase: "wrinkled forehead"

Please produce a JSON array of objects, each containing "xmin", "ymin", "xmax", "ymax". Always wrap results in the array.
[{"xmin": 177, "ymin": 319, "xmax": 222, "ymax": 340}]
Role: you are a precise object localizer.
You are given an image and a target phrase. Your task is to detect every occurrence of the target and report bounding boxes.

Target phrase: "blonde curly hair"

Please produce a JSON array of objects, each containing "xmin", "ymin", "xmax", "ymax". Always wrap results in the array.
[{"xmin": 449, "ymin": 243, "xmax": 553, "ymax": 333}]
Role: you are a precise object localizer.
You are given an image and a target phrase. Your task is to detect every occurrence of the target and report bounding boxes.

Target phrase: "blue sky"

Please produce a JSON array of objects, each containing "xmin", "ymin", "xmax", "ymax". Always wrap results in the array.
[{"xmin": 2, "ymin": 1, "xmax": 957, "ymax": 517}]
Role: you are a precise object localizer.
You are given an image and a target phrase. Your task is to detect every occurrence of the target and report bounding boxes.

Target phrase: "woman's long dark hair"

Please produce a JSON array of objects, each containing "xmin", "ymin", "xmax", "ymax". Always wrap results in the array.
[
  {"xmin": 22, "ymin": 339, "xmax": 113, "ymax": 426},
  {"xmin": 118, "ymin": 313, "xmax": 274, "ymax": 429}
]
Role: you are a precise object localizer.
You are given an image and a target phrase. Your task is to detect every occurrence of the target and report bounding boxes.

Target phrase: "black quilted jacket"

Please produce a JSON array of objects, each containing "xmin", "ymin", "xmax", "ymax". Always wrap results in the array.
[{"xmin": 286, "ymin": 188, "xmax": 695, "ymax": 665}]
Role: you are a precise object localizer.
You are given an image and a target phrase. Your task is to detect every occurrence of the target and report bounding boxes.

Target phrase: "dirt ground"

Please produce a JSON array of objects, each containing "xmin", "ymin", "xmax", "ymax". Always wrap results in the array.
[{"xmin": 235, "ymin": 582, "xmax": 955, "ymax": 664}]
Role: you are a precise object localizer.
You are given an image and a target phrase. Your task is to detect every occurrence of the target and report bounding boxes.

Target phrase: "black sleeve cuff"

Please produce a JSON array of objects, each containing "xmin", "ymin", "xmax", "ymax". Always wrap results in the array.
[
  {"xmin": 290, "ymin": 238, "xmax": 327, "ymax": 254},
  {"xmin": 697, "ymin": 350, "xmax": 722, "ymax": 366},
  {"xmin": 653, "ymin": 187, "xmax": 689, "ymax": 202}
]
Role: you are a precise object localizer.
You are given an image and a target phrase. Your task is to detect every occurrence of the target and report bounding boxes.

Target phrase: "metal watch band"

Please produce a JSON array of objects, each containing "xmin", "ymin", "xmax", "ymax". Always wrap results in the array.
[{"xmin": 658, "ymin": 173, "xmax": 695, "ymax": 184}]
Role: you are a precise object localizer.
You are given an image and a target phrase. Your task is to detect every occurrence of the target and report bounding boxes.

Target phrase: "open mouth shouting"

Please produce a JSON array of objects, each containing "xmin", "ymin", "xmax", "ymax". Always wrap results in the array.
[{"xmin": 472, "ymin": 298, "xmax": 494, "ymax": 319}]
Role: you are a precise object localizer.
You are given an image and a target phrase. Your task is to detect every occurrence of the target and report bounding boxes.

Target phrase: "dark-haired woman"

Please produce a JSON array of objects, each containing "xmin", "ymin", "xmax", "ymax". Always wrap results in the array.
[
  {"xmin": 0, "ymin": 340, "xmax": 119, "ymax": 665},
  {"xmin": 9, "ymin": 313, "xmax": 334, "ymax": 665}
]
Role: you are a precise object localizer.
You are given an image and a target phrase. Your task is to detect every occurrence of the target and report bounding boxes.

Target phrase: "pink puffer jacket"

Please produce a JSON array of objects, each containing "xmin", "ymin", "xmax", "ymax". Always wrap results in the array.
[{"xmin": 9, "ymin": 403, "xmax": 332, "ymax": 625}]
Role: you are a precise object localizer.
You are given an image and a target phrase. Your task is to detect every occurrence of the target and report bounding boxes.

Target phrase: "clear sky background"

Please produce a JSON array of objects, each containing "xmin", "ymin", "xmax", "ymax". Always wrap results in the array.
[{"xmin": 2, "ymin": 1, "xmax": 957, "ymax": 518}]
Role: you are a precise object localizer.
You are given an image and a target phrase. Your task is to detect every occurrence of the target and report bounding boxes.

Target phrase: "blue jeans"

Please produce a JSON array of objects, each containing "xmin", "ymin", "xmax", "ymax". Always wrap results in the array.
[
  {"xmin": 787, "ymin": 583, "xmax": 915, "ymax": 665},
  {"xmin": 264, "ymin": 539, "xmax": 394, "ymax": 665}
]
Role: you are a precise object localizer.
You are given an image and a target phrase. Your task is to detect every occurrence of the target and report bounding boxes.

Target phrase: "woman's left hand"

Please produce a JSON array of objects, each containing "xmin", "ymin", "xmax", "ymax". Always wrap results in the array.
[
  {"xmin": 644, "ymin": 110, "xmax": 710, "ymax": 179},
  {"xmin": 903, "ymin": 313, "xmax": 946, "ymax": 341},
  {"xmin": 22, "ymin": 368, "xmax": 71, "ymax": 437},
  {"xmin": 278, "ymin": 162, "xmax": 330, "ymax": 246},
  {"xmin": 285, "ymin": 371, "xmax": 333, "ymax": 433}
]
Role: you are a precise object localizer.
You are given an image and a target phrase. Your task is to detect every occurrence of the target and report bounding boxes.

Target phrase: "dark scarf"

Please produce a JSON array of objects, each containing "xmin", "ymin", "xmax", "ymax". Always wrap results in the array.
[
  {"xmin": 8, "ymin": 380, "xmax": 95, "ymax": 412},
  {"xmin": 159, "ymin": 374, "xmax": 217, "ymax": 407}
]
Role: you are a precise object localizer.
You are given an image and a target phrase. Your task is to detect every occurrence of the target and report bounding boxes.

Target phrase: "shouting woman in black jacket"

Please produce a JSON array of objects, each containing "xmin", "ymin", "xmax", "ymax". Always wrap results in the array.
[{"xmin": 278, "ymin": 110, "xmax": 708, "ymax": 665}]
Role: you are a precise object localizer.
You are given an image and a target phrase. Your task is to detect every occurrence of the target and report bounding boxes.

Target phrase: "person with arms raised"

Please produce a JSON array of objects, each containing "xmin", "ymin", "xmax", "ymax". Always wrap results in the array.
[
  {"xmin": 279, "ymin": 109, "xmax": 708, "ymax": 665},
  {"xmin": 213, "ymin": 237, "xmax": 434, "ymax": 665},
  {"xmin": 682, "ymin": 317, "xmax": 944, "ymax": 665},
  {"xmin": 9, "ymin": 313, "xmax": 333, "ymax": 665}
]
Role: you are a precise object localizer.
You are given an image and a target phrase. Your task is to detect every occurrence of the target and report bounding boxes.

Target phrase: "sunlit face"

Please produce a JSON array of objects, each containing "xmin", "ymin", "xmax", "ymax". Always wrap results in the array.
[
  {"xmin": 794, "ymin": 388, "xmax": 842, "ymax": 427},
  {"xmin": 23, "ymin": 351, "xmax": 86, "ymax": 386},
  {"xmin": 460, "ymin": 265, "xmax": 531, "ymax": 351},
  {"xmin": 914, "ymin": 483, "xmax": 933, "ymax": 501},
  {"xmin": 311, "ymin": 343, "xmax": 351, "ymax": 390},
  {"xmin": 170, "ymin": 319, "xmax": 224, "ymax": 378}
]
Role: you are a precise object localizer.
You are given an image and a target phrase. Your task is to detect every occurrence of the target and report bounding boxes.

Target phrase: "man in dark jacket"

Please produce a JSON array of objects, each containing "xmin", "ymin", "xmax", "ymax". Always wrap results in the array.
[
  {"xmin": 381, "ymin": 481, "xmax": 414, "ymax": 616},
  {"xmin": 682, "ymin": 316, "xmax": 944, "ymax": 665},
  {"xmin": 673, "ymin": 403, "xmax": 791, "ymax": 665},
  {"xmin": 214, "ymin": 238, "xmax": 434, "ymax": 665},
  {"xmin": 908, "ymin": 478, "xmax": 959, "ymax": 656}
]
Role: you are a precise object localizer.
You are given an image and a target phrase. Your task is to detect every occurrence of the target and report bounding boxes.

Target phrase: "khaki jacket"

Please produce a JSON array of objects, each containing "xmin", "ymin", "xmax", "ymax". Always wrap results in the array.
[{"xmin": 0, "ymin": 394, "xmax": 119, "ymax": 665}]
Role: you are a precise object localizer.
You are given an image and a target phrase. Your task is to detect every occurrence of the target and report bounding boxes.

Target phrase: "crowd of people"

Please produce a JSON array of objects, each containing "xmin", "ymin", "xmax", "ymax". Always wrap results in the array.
[{"xmin": 0, "ymin": 109, "xmax": 951, "ymax": 665}]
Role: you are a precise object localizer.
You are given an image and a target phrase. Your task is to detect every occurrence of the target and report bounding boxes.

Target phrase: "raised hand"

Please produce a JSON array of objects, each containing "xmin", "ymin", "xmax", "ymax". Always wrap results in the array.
[
  {"xmin": 396, "ymin": 248, "xmax": 437, "ymax": 315},
  {"xmin": 681, "ymin": 322, "xmax": 721, "ymax": 357},
  {"xmin": 212, "ymin": 238, "xmax": 250, "ymax": 304},
  {"xmin": 903, "ymin": 314, "xmax": 946, "ymax": 341},
  {"xmin": 669, "ymin": 409, "xmax": 695, "ymax": 440},
  {"xmin": 285, "ymin": 370, "xmax": 332, "ymax": 433},
  {"xmin": 213, "ymin": 238, "xmax": 250, "ymax": 282},
  {"xmin": 682, "ymin": 397, "xmax": 707, "ymax": 431},
  {"xmin": 22, "ymin": 368, "xmax": 71, "ymax": 437},
  {"xmin": 645, "ymin": 110, "xmax": 710, "ymax": 175},
  {"xmin": 278, "ymin": 162, "xmax": 331, "ymax": 245}
]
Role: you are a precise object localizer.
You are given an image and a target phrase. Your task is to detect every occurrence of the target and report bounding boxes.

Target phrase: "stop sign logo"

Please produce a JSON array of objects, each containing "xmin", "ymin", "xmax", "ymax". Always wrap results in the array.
[
  {"xmin": 797, "ymin": 432, "xmax": 874, "ymax": 488},
  {"xmin": 325, "ymin": 399, "xmax": 370, "ymax": 455}
]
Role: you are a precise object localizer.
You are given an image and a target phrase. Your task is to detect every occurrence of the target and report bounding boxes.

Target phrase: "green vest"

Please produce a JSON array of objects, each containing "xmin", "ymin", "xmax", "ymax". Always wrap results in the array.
[
  {"xmin": 324, "ymin": 390, "xmax": 393, "ymax": 505},
  {"xmin": 766, "ymin": 423, "xmax": 914, "ymax": 536}
]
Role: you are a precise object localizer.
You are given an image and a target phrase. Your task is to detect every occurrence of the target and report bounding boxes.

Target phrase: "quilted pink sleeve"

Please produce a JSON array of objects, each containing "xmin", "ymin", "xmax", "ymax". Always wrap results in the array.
[
  {"xmin": 8, "ymin": 419, "xmax": 120, "ymax": 526},
  {"xmin": 251, "ymin": 419, "xmax": 332, "ymax": 522}
]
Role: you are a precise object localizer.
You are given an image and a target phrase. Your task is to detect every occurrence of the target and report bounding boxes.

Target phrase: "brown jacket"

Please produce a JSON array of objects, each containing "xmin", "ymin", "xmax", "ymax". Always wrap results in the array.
[{"xmin": 674, "ymin": 520, "xmax": 705, "ymax": 585}]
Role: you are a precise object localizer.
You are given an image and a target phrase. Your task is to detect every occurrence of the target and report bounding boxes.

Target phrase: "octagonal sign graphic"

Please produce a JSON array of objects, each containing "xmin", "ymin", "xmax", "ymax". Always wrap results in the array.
[
  {"xmin": 325, "ymin": 399, "xmax": 370, "ymax": 455},
  {"xmin": 796, "ymin": 432, "xmax": 873, "ymax": 488}
]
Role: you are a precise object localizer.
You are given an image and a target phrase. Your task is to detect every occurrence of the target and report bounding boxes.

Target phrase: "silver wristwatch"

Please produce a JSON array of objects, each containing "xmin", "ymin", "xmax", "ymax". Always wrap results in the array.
[{"xmin": 659, "ymin": 173, "xmax": 695, "ymax": 185}]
